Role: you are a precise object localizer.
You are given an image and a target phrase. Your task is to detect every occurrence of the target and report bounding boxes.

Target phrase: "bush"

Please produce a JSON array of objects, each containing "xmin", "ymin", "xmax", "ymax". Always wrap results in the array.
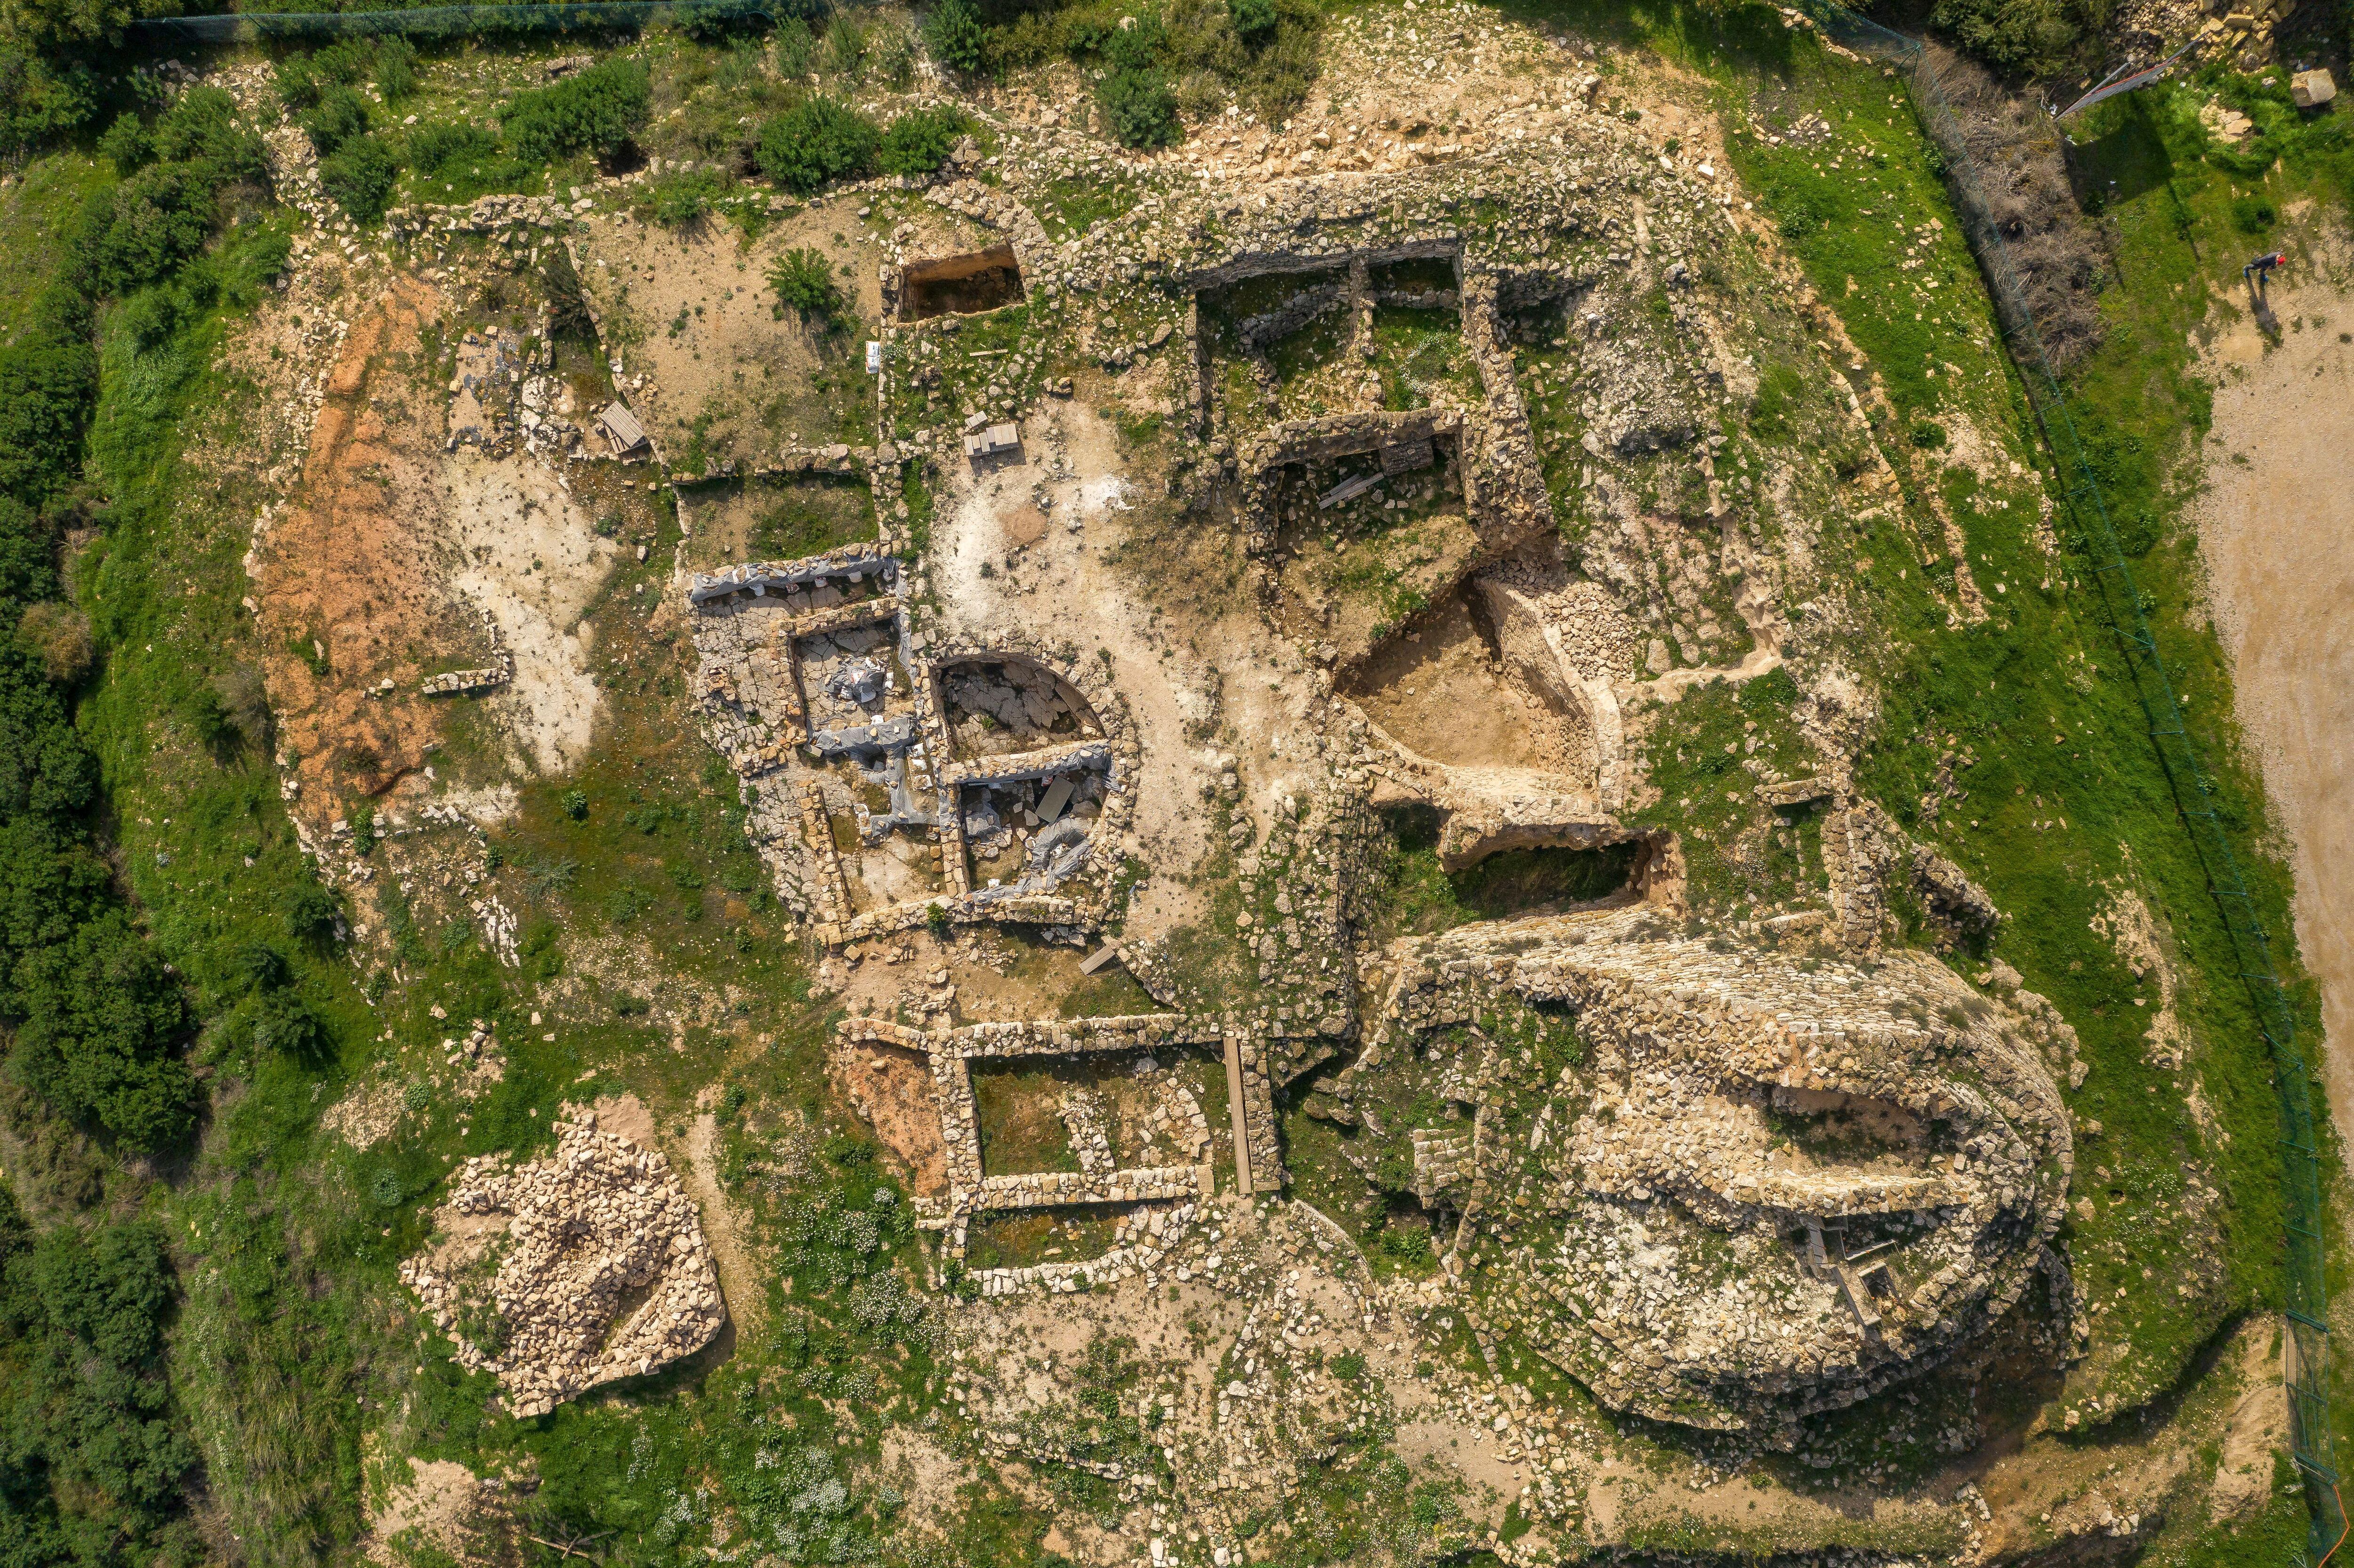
[
  {"xmin": 150, "ymin": 84, "xmax": 265, "ymax": 177},
  {"xmin": 926, "ymin": 0, "xmax": 987, "ymax": 75},
  {"xmin": 501, "ymin": 57, "xmax": 651, "ymax": 165},
  {"xmin": 407, "ymin": 120, "xmax": 500, "ymax": 175},
  {"xmin": 676, "ymin": 0, "xmax": 793, "ymax": 40},
  {"xmin": 299, "ymin": 83, "xmax": 368, "ymax": 156},
  {"xmin": 273, "ymin": 52, "xmax": 319, "ymax": 112},
  {"xmin": 646, "ymin": 166, "xmax": 729, "ymax": 226},
  {"xmin": 754, "ymin": 96, "xmax": 877, "ymax": 193},
  {"xmin": 98, "ymin": 110, "xmax": 151, "ymax": 171},
  {"xmin": 1099, "ymin": 67, "xmax": 1179, "ymax": 149},
  {"xmin": 2230, "ymin": 192, "xmax": 2277, "ymax": 233},
  {"xmin": 0, "ymin": 49, "xmax": 95, "ymax": 157},
  {"xmin": 319, "ymin": 132, "xmax": 401, "ymax": 224},
  {"xmin": 16, "ymin": 603, "xmax": 88, "ymax": 685},
  {"xmin": 374, "ymin": 37, "xmax": 418, "ymax": 103},
  {"xmin": 767, "ymin": 245, "xmax": 844, "ymax": 324},
  {"xmin": 876, "ymin": 103, "xmax": 970, "ymax": 175},
  {"xmin": 10, "ymin": 912, "xmax": 194, "ymax": 1152},
  {"xmin": 1929, "ymin": 0, "xmax": 2081, "ymax": 79},
  {"xmin": 1228, "ymin": 0, "xmax": 1278, "ymax": 44},
  {"xmin": 279, "ymin": 883, "xmax": 340, "ymax": 942}
]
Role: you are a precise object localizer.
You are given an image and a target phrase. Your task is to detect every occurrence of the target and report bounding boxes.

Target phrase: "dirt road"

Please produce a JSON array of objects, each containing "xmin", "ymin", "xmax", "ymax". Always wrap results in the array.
[{"xmin": 2192, "ymin": 245, "xmax": 2354, "ymax": 1146}]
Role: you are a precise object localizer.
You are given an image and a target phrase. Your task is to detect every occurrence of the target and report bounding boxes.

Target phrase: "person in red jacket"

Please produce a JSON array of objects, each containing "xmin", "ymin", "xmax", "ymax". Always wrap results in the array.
[{"xmin": 2245, "ymin": 250, "xmax": 2287, "ymax": 288}]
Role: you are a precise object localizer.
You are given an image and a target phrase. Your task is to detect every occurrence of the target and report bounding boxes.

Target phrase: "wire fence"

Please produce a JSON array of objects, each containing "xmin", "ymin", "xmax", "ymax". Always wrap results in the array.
[
  {"xmin": 127, "ymin": 0, "xmax": 785, "ymax": 45},
  {"xmin": 1786, "ymin": 1, "xmax": 2344, "ymax": 1559}
]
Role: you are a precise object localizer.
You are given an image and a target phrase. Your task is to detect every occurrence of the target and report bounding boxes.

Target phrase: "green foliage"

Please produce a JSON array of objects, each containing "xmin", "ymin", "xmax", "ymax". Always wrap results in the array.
[
  {"xmin": 0, "ymin": 51, "xmax": 95, "ymax": 159},
  {"xmin": 645, "ymin": 166, "xmax": 728, "ymax": 226},
  {"xmin": 96, "ymin": 111, "xmax": 149, "ymax": 172},
  {"xmin": 926, "ymin": 0, "xmax": 988, "ymax": 74},
  {"xmin": 560, "ymin": 788, "xmax": 588, "ymax": 820},
  {"xmin": 754, "ymin": 96, "xmax": 877, "ymax": 193},
  {"xmin": 500, "ymin": 57, "xmax": 650, "ymax": 165},
  {"xmin": 676, "ymin": 0, "xmax": 796, "ymax": 41},
  {"xmin": 876, "ymin": 103, "xmax": 970, "ymax": 176},
  {"xmin": 10, "ymin": 911, "xmax": 193, "ymax": 1150},
  {"xmin": 318, "ymin": 133, "xmax": 400, "ymax": 225},
  {"xmin": 404, "ymin": 120, "xmax": 500, "ymax": 177},
  {"xmin": 1099, "ymin": 66, "xmax": 1179, "ymax": 149},
  {"xmin": 0, "ymin": 1196, "xmax": 200, "ymax": 1566},
  {"xmin": 373, "ymin": 37, "xmax": 417, "ymax": 104},
  {"xmin": 298, "ymin": 85, "xmax": 368, "ymax": 158},
  {"xmin": 1929, "ymin": 0, "xmax": 2088, "ymax": 78},
  {"xmin": 766, "ymin": 245, "xmax": 844, "ymax": 324},
  {"xmin": 1228, "ymin": 0, "xmax": 1277, "ymax": 44},
  {"xmin": 0, "ymin": 0, "xmax": 160, "ymax": 49},
  {"xmin": 2229, "ymin": 192, "xmax": 2276, "ymax": 233}
]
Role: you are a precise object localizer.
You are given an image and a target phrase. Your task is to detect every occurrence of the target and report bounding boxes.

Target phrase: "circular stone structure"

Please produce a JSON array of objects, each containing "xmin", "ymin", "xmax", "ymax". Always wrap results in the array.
[{"xmin": 1331, "ymin": 907, "xmax": 2072, "ymax": 1431}]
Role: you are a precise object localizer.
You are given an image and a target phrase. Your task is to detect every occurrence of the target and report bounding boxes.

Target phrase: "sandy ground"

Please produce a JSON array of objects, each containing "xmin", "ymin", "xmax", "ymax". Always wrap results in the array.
[{"xmin": 2192, "ymin": 249, "xmax": 2354, "ymax": 1149}]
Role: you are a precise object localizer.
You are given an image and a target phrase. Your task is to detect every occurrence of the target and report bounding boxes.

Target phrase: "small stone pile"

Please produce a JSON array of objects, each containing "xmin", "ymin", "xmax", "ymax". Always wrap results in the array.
[{"xmin": 400, "ymin": 1114, "xmax": 727, "ymax": 1418}]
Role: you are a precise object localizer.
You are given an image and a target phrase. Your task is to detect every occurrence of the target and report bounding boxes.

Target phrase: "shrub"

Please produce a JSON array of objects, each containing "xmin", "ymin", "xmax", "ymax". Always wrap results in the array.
[
  {"xmin": 1099, "ymin": 67, "xmax": 1178, "ymax": 149},
  {"xmin": 150, "ymin": 84, "xmax": 265, "ymax": 177},
  {"xmin": 676, "ymin": 0, "xmax": 793, "ymax": 40},
  {"xmin": 876, "ymin": 104, "xmax": 970, "ymax": 175},
  {"xmin": 0, "ymin": 50, "xmax": 94, "ymax": 157},
  {"xmin": 823, "ymin": 13, "xmax": 866, "ymax": 76},
  {"xmin": 407, "ymin": 120, "xmax": 500, "ymax": 175},
  {"xmin": 374, "ymin": 37, "xmax": 418, "ymax": 103},
  {"xmin": 10, "ymin": 912, "xmax": 194, "ymax": 1152},
  {"xmin": 767, "ymin": 245, "xmax": 844, "ymax": 324},
  {"xmin": 926, "ymin": 0, "xmax": 987, "ymax": 75},
  {"xmin": 1929, "ymin": 0, "xmax": 2080, "ymax": 79},
  {"xmin": 280, "ymin": 883, "xmax": 340, "ymax": 942},
  {"xmin": 754, "ymin": 95, "xmax": 877, "ymax": 193},
  {"xmin": 299, "ymin": 83, "xmax": 368, "ymax": 156},
  {"xmin": 646, "ymin": 166, "xmax": 729, "ymax": 226},
  {"xmin": 501, "ymin": 57, "xmax": 651, "ymax": 165},
  {"xmin": 98, "ymin": 111, "xmax": 151, "ymax": 171},
  {"xmin": 2231, "ymin": 192, "xmax": 2277, "ymax": 233},
  {"xmin": 274, "ymin": 51, "xmax": 320, "ymax": 112},
  {"xmin": 561, "ymin": 787, "xmax": 588, "ymax": 820},
  {"xmin": 16, "ymin": 603, "xmax": 89, "ymax": 685},
  {"xmin": 319, "ymin": 133, "xmax": 400, "ymax": 224},
  {"xmin": 1228, "ymin": 0, "xmax": 1278, "ymax": 44}
]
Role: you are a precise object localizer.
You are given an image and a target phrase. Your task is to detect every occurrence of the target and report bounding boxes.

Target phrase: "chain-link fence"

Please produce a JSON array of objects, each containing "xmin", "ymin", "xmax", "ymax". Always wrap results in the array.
[{"xmin": 1786, "ymin": 1, "xmax": 2344, "ymax": 1559}]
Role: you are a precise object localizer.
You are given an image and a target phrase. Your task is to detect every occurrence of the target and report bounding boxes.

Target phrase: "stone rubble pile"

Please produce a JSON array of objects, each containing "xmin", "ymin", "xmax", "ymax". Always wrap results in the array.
[{"xmin": 399, "ymin": 1113, "xmax": 727, "ymax": 1418}]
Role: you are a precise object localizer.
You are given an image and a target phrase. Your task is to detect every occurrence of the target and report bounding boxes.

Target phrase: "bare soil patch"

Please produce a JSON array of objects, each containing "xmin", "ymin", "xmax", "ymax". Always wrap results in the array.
[{"xmin": 2191, "ymin": 252, "xmax": 2354, "ymax": 1150}]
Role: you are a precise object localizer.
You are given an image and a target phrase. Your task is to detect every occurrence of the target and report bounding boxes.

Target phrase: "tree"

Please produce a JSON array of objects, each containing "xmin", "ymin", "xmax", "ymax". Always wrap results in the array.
[
  {"xmin": 754, "ymin": 96, "xmax": 878, "ymax": 195},
  {"xmin": 925, "ymin": 0, "xmax": 986, "ymax": 75},
  {"xmin": 10, "ymin": 912, "xmax": 194, "ymax": 1152}
]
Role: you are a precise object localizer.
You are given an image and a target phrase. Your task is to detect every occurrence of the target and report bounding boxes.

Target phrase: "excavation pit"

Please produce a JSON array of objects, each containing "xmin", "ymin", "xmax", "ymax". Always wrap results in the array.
[{"xmin": 900, "ymin": 245, "xmax": 1025, "ymax": 321}]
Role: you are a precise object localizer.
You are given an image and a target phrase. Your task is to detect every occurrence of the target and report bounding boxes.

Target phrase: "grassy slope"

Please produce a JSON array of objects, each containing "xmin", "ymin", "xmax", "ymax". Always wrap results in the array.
[{"xmin": 1460, "ymin": 0, "xmax": 2337, "ymax": 1544}]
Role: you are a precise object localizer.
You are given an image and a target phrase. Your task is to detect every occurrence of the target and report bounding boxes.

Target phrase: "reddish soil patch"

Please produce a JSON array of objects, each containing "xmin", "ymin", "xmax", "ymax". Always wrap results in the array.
[
  {"xmin": 252, "ymin": 277, "xmax": 483, "ymax": 820},
  {"xmin": 836, "ymin": 1043, "xmax": 950, "ymax": 1198}
]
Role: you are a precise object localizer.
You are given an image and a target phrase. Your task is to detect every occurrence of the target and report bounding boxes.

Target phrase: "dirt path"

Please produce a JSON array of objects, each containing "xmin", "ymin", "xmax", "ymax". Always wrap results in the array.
[{"xmin": 2192, "ymin": 241, "xmax": 2354, "ymax": 1151}]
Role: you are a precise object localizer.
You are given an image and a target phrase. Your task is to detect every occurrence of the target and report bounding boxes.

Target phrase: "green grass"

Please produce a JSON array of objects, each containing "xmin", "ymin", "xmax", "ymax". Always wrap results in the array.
[{"xmin": 0, "ymin": 149, "xmax": 110, "ymax": 342}]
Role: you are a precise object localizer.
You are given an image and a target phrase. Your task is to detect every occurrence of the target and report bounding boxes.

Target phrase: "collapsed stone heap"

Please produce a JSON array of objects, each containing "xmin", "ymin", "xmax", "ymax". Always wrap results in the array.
[
  {"xmin": 1333, "ymin": 908, "xmax": 2071, "ymax": 1430},
  {"xmin": 400, "ymin": 1113, "xmax": 727, "ymax": 1418}
]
